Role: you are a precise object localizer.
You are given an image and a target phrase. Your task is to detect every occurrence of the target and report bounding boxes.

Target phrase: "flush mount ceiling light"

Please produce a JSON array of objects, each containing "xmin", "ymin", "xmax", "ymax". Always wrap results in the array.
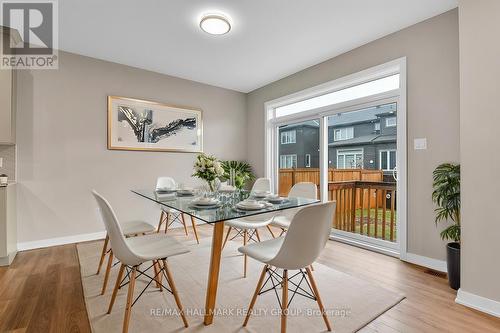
[{"xmin": 199, "ymin": 14, "xmax": 231, "ymax": 35}]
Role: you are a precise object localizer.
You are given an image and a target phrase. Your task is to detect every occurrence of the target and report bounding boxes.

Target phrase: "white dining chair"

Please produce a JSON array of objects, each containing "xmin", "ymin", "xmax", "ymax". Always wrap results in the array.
[
  {"xmin": 239, "ymin": 201, "xmax": 335, "ymax": 333},
  {"xmin": 269, "ymin": 182, "xmax": 318, "ymax": 236},
  {"xmin": 156, "ymin": 176, "xmax": 199, "ymax": 244},
  {"xmin": 96, "ymin": 219, "xmax": 155, "ymax": 295},
  {"xmin": 92, "ymin": 190, "xmax": 190, "ymax": 333},
  {"xmin": 222, "ymin": 177, "xmax": 275, "ymax": 277}
]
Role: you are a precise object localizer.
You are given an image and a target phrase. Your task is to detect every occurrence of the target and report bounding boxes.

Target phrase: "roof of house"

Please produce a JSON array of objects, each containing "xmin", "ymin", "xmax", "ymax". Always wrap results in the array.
[
  {"xmin": 327, "ymin": 103, "xmax": 397, "ymax": 127},
  {"xmin": 329, "ymin": 134, "xmax": 396, "ymax": 147},
  {"xmin": 279, "ymin": 103, "xmax": 397, "ymax": 132}
]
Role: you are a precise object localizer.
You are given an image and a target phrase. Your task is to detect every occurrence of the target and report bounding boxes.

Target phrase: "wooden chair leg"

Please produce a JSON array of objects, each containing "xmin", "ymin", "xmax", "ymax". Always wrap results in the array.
[
  {"xmin": 190, "ymin": 216, "xmax": 200, "ymax": 244},
  {"xmin": 164, "ymin": 212, "xmax": 171, "ymax": 234},
  {"xmin": 222, "ymin": 226, "xmax": 232, "ymax": 250},
  {"xmin": 310, "ymin": 264, "xmax": 315, "ymax": 271},
  {"xmin": 243, "ymin": 265, "xmax": 268, "ymax": 326},
  {"xmin": 108, "ymin": 264, "xmax": 125, "ymax": 314},
  {"xmin": 306, "ymin": 267, "xmax": 331, "ymax": 331},
  {"xmin": 157, "ymin": 210, "xmax": 165, "ymax": 233},
  {"xmin": 181, "ymin": 214, "xmax": 189, "ymax": 236},
  {"xmin": 162, "ymin": 259, "xmax": 189, "ymax": 328},
  {"xmin": 267, "ymin": 225, "xmax": 276, "ymax": 238},
  {"xmin": 153, "ymin": 261, "xmax": 161, "ymax": 289},
  {"xmin": 101, "ymin": 250, "xmax": 114, "ymax": 295},
  {"xmin": 281, "ymin": 269, "xmax": 288, "ymax": 333},
  {"xmin": 255, "ymin": 229, "xmax": 261, "ymax": 242},
  {"xmin": 96, "ymin": 235, "xmax": 109, "ymax": 274},
  {"xmin": 123, "ymin": 266, "xmax": 137, "ymax": 333},
  {"xmin": 243, "ymin": 230, "xmax": 248, "ymax": 278}
]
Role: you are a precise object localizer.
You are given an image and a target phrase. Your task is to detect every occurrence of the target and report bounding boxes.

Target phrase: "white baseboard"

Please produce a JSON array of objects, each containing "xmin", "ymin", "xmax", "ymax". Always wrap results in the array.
[
  {"xmin": 403, "ymin": 253, "xmax": 447, "ymax": 273},
  {"xmin": 456, "ymin": 289, "xmax": 500, "ymax": 318},
  {"xmin": 18, "ymin": 231, "xmax": 107, "ymax": 251}
]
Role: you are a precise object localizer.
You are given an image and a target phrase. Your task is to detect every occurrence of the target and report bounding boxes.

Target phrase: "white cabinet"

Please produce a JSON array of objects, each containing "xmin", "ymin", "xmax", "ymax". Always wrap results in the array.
[
  {"xmin": 0, "ymin": 27, "xmax": 16, "ymax": 145},
  {"xmin": 0, "ymin": 184, "xmax": 16, "ymax": 266},
  {"xmin": 0, "ymin": 68, "xmax": 14, "ymax": 144}
]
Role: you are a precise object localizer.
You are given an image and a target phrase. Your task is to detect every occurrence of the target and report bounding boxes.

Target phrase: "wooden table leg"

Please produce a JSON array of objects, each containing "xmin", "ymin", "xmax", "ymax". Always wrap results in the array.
[{"xmin": 203, "ymin": 221, "xmax": 225, "ymax": 325}]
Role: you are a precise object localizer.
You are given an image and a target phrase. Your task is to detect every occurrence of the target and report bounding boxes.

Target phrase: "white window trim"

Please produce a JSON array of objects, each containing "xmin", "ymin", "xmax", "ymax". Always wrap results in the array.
[
  {"xmin": 386, "ymin": 117, "xmax": 397, "ymax": 127},
  {"xmin": 380, "ymin": 149, "xmax": 397, "ymax": 171},
  {"xmin": 333, "ymin": 127, "xmax": 354, "ymax": 141},
  {"xmin": 280, "ymin": 130, "xmax": 296, "ymax": 144},
  {"xmin": 279, "ymin": 154, "xmax": 297, "ymax": 168},
  {"xmin": 305, "ymin": 154, "xmax": 311, "ymax": 168},
  {"xmin": 264, "ymin": 57, "xmax": 407, "ymax": 262},
  {"xmin": 336, "ymin": 148, "xmax": 364, "ymax": 169}
]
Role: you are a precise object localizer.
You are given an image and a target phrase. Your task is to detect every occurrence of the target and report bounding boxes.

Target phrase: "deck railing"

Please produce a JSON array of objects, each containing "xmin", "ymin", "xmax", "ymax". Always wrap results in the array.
[{"xmin": 328, "ymin": 181, "xmax": 397, "ymax": 242}]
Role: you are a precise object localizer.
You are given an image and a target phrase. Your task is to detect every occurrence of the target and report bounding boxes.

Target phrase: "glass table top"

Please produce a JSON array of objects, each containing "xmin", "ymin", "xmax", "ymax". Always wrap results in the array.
[{"xmin": 132, "ymin": 189, "xmax": 319, "ymax": 224}]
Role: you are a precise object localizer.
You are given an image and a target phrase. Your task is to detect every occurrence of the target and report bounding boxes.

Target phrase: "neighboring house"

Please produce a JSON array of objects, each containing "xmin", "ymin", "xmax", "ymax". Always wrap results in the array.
[
  {"xmin": 278, "ymin": 103, "xmax": 397, "ymax": 175},
  {"xmin": 278, "ymin": 120, "xmax": 320, "ymax": 169}
]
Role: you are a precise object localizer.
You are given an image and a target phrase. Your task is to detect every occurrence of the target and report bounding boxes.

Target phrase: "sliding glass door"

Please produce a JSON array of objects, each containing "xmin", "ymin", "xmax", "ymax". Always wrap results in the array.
[
  {"xmin": 326, "ymin": 103, "xmax": 398, "ymax": 251},
  {"xmin": 266, "ymin": 59, "xmax": 406, "ymax": 257}
]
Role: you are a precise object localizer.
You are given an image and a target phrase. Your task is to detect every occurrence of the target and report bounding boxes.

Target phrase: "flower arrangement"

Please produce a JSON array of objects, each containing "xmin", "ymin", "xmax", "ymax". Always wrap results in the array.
[{"xmin": 192, "ymin": 153, "xmax": 225, "ymax": 191}]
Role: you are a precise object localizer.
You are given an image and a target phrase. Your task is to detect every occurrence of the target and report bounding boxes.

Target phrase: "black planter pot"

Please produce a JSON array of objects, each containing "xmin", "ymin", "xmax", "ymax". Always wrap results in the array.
[{"xmin": 446, "ymin": 242, "xmax": 460, "ymax": 290}]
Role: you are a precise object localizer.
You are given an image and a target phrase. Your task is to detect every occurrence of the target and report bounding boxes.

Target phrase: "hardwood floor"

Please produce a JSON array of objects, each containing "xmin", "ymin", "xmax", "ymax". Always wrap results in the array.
[{"xmin": 1, "ymin": 224, "xmax": 499, "ymax": 332}]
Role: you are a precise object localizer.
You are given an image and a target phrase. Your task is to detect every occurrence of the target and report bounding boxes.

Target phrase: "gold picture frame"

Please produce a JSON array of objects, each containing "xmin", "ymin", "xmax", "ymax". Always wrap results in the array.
[{"xmin": 107, "ymin": 96, "xmax": 203, "ymax": 153}]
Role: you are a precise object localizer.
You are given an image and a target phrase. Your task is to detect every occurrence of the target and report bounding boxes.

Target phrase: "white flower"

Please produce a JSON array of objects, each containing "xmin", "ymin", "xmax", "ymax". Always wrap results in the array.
[{"xmin": 214, "ymin": 162, "xmax": 224, "ymax": 176}]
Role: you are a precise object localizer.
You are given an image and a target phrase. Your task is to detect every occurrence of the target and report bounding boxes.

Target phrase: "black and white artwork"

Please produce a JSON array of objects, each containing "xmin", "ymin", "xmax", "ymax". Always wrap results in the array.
[{"xmin": 107, "ymin": 96, "xmax": 202, "ymax": 152}]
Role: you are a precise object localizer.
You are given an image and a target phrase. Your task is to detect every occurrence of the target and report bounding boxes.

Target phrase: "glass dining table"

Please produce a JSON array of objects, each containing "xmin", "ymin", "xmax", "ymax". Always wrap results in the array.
[{"xmin": 131, "ymin": 188, "xmax": 319, "ymax": 325}]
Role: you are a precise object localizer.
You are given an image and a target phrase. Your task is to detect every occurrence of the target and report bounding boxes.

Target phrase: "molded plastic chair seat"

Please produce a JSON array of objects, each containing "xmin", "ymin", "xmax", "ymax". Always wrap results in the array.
[
  {"xmin": 238, "ymin": 237, "xmax": 284, "ymax": 263},
  {"xmin": 161, "ymin": 206, "xmax": 180, "ymax": 214},
  {"xmin": 121, "ymin": 221, "xmax": 155, "ymax": 236},
  {"xmin": 270, "ymin": 215, "xmax": 291, "ymax": 229},
  {"xmin": 226, "ymin": 216, "xmax": 274, "ymax": 229},
  {"xmin": 125, "ymin": 233, "xmax": 189, "ymax": 264}
]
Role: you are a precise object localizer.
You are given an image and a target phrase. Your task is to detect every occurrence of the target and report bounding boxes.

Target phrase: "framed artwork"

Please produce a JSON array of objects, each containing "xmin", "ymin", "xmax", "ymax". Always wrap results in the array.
[{"xmin": 107, "ymin": 96, "xmax": 203, "ymax": 153}]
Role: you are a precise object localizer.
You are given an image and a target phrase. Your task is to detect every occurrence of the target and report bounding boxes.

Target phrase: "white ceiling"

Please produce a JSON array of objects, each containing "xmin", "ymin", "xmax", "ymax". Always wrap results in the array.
[{"xmin": 57, "ymin": 0, "xmax": 457, "ymax": 92}]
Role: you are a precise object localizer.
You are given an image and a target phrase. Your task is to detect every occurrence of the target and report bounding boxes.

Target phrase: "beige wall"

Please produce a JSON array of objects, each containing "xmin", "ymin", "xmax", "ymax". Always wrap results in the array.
[
  {"xmin": 247, "ymin": 10, "xmax": 460, "ymax": 261},
  {"xmin": 16, "ymin": 51, "xmax": 247, "ymax": 243},
  {"xmin": 459, "ymin": 0, "xmax": 500, "ymax": 302}
]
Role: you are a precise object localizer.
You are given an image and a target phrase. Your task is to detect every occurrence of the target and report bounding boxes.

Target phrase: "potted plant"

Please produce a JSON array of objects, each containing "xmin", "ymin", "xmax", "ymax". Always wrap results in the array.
[
  {"xmin": 221, "ymin": 160, "xmax": 255, "ymax": 190},
  {"xmin": 432, "ymin": 163, "xmax": 460, "ymax": 290},
  {"xmin": 192, "ymin": 153, "xmax": 225, "ymax": 192}
]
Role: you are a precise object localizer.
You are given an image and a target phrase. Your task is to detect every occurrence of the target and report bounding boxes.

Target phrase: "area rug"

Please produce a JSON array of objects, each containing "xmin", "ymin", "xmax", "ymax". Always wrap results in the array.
[{"xmin": 77, "ymin": 238, "xmax": 404, "ymax": 333}]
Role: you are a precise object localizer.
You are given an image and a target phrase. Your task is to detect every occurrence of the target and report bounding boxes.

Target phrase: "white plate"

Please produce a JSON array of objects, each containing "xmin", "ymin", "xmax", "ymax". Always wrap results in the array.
[
  {"xmin": 192, "ymin": 199, "xmax": 220, "ymax": 206},
  {"xmin": 267, "ymin": 197, "xmax": 286, "ymax": 203},
  {"xmin": 236, "ymin": 202, "xmax": 266, "ymax": 210},
  {"xmin": 192, "ymin": 203, "xmax": 220, "ymax": 209}
]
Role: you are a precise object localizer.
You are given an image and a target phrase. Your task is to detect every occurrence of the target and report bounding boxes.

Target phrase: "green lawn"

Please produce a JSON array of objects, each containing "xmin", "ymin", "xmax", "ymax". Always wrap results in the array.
[{"xmin": 337, "ymin": 208, "xmax": 397, "ymax": 241}]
